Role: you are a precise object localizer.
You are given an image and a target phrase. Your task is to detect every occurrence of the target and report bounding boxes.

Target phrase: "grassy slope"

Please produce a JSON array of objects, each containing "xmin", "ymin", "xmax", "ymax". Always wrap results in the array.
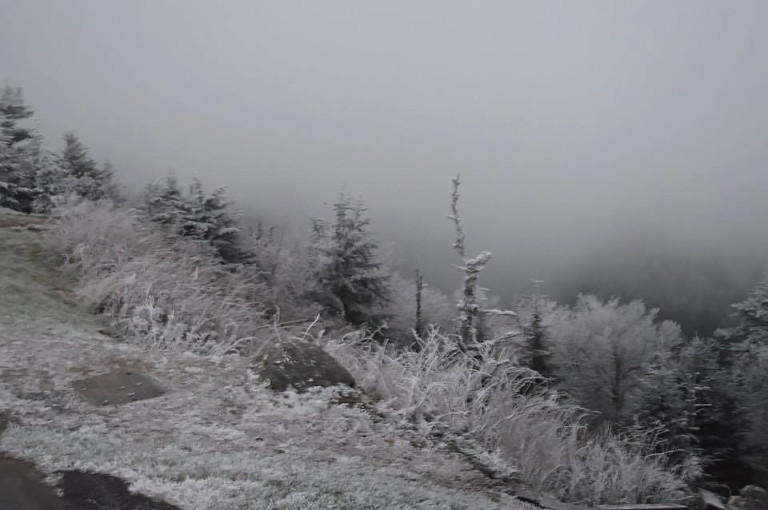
[{"xmin": 0, "ymin": 224, "xmax": 530, "ymax": 509}]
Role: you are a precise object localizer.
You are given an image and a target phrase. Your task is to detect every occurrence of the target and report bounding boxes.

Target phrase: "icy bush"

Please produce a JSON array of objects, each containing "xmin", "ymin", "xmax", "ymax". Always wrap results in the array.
[
  {"xmin": 47, "ymin": 201, "xmax": 273, "ymax": 357},
  {"xmin": 326, "ymin": 327, "xmax": 692, "ymax": 505}
]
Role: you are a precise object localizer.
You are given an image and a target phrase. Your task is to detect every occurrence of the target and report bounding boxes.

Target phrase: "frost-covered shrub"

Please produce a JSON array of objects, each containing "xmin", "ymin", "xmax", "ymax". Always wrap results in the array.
[
  {"xmin": 237, "ymin": 222, "xmax": 323, "ymax": 321},
  {"xmin": 547, "ymin": 295, "xmax": 684, "ymax": 424},
  {"xmin": 326, "ymin": 327, "xmax": 692, "ymax": 505},
  {"xmin": 47, "ymin": 201, "xmax": 273, "ymax": 357}
]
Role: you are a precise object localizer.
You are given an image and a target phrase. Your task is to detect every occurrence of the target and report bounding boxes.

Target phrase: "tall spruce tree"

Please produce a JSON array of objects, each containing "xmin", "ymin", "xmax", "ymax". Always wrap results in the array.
[
  {"xmin": 308, "ymin": 193, "xmax": 390, "ymax": 328},
  {"xmin": 142, "ymin": 174, "xmax": 186, "ymax": 225},
  {"xmin": 726, "ymin": 271, "xmax": 768, "ymax": 347},
  {"xmin": 141, "ymin": 175, "xmax": 248, "ymax": 264},
  {"xmin": 29, "ymin": 133, "xmax": 71, "ymax": 213},
  {"xmin": 0, "ymin": 86, "xmax": 34, "ymax": 145},
  {"xmin": 61, "ymin": 133, "xmax": 118, "ymax": 202},
  {"xmin": 181, "ymin": 180, "xmax": 248, "ymax": 264},
  {"xmin": 519, "ymin": 281, "xmax": 554, "ymax": 379},
  {"xmin": 717, "ymin": 271, "xmax": 768, "ymax": 488},
  {"xmin": 631, "ymin": 350, "xmax": 699, "ymax": 466},
  {"xmin": 676, "ymin": 337, "xmax": 755, "ymax": 492},
  {"xmin": 0, "ymin": 85, "xmax": 37, "ymax": 211}
]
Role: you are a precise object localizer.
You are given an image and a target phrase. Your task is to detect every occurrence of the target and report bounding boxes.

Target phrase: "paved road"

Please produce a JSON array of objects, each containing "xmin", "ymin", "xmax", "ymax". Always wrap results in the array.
[
  {"xmin": 0, "ymin": 454, "xmax": 65, "ymax": 510},
  {"xmin": 1, "ymin": 409, "xmax": 178, "ymax": 509},
  {"xmin": 0, "ymin": 453, "xmax": 181, "ymax": 510}
]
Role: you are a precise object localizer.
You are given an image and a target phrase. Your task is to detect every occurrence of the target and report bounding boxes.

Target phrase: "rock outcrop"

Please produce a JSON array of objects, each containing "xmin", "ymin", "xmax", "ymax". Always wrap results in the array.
[{"xmin": 256, "ymin": 340, "xmax": 356, "ymax": 392}]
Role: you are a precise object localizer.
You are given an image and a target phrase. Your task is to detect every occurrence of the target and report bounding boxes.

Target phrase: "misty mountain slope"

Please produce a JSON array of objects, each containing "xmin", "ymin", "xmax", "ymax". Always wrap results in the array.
[
  {"xmin": 0, "ymin": 223, "xmax": 532, "ymax": 509},
  {"xmin": 549, "ymin": 229, "xmax": 764, "ymax": 337}
]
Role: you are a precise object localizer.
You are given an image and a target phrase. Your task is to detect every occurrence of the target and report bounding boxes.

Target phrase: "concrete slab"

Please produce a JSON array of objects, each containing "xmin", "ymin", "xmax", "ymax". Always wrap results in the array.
[{"xmin": 72, "ymin": 370, "xmax": 165, "ymax": 406}]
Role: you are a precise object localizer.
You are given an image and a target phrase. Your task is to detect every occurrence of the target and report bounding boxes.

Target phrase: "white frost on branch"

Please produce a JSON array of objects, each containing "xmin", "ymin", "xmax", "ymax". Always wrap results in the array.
[
  {"xmin": 480, "ymin": 309, "xmax": 518, "ymax": 318},
  {"xmin": 448, "ymin": 177, "xmax": 518, "ymax": 354},
  {"xmin": 448, "ymin": 174, "xmax": 466, "ymax": 259}
]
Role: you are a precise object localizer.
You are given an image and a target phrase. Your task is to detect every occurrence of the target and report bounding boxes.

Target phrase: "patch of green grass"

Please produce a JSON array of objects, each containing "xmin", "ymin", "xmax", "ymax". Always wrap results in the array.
[
  {"xmin": 0, "ymin": 229, "xmax": 76, "ymax": 314},
  {"xmin": 24, "ymin": 242, "xmax": 44, "ymax": 261}
]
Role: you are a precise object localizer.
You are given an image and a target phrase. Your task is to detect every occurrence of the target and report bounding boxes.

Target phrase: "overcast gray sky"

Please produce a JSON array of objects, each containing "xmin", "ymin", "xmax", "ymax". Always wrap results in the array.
[{"xmin": 3, "ymin": 1, "xmax": 768, "ymax": 301}]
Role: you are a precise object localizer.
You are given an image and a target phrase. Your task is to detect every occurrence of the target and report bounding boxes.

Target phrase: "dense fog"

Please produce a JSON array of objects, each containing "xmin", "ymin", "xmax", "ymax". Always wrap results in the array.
[{"xmin": 4, "ymin": 0, "xmax": 768, "ymax": 333}]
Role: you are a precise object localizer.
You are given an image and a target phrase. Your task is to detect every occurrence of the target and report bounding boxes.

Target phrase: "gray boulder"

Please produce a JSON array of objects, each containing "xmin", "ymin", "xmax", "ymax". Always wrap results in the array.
[
  {"xmin": 728, "ymin": 486, "xmax": 768, "ymax": 510},
  {"xmin": 256, "ymin": 340, "xmax": 356, "ymax": 392}
]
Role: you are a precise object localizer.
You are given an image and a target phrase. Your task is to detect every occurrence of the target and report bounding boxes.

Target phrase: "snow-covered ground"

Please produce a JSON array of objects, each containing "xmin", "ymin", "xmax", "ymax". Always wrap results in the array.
[{"xmin": 0, "ymin": 226, "xmax": 531, "ymax": 509}]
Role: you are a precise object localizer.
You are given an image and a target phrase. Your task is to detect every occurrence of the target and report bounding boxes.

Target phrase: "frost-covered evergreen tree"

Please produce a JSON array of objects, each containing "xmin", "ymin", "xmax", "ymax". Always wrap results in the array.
[
  {"xmin": 0, "ymin": 85, "xmax": 35, "ymax": 145},
  {"xmin": 520, "ymin": 309, "xmax": 553, "ymax": 376},
  {"xmin": 0, "ymin": 85, "xmax": 37, "ymax": 211},
  {"xmin": 1, "ymin": 87, "xmax": 121, "ymax": 212},
  {"xmin": 180, "ymin": 180, "xmax": 248, "ymax": 264},
  {"xmin": 29, "ymin": 133, "xmax": 72, "ymax": 213},
  {"xmin": 716, "ymin": 272, "xmax": 768, "ymax": 488},
  {"xmin": 141, "ymin": 175, "xmax": 249, "ymax": 264},
  {"xmin": 61, "ymin": 133, "xmax": 119, "ymax": 202},
  {"xmin": 675, "ymin": 337, "xmax": 755, "ymax": 492},
  {"xmin": 141, "ymin": 174, "xmax": 186, "ymax": 225},
  {"xmin": 518, "ymin": 281, "xmax": 555, "ymax": 380},
  {"xmin": 733, "ymin": 342, "xmax": 768, "ymax": 488},
  {"xmin": 724, "ymin": 271, "xmax": 768, "ymax": 347},
  {"xmin": 308, "ymin": 193, "xmax": 390, "ymax": 328},
  {"xmin": 630, "ymin": 350, "xmax": 699, "ymax": 466}
]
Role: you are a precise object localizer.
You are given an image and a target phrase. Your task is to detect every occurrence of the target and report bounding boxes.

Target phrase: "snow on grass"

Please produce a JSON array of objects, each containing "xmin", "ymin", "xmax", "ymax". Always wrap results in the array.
[
  {"xmin": 0, "ymin": 225, "xmax": 531, "ymax": 509},
  {"xmin": 326, "ymin": 328, "xmax": 692, "ymax": 506},
  {"xmin": 45, "ymin": 201, "xmax": 274, "ymax": 358}
]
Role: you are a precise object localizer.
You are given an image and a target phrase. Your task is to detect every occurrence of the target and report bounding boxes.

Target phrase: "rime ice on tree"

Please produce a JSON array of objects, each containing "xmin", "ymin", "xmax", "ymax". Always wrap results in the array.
[{"xmin": 447, "ymin": 175, "xmax": 516, "ymax": 355}]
